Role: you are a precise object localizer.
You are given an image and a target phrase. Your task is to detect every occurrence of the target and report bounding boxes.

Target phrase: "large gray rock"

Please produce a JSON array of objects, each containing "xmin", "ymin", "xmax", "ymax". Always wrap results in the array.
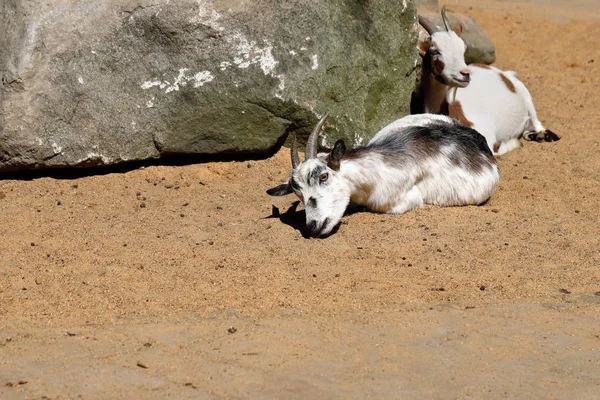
[
  {"xmin": 0, "ymin": 0, "xmax": 417, "ymax": 172},
  {"xmin": 418, "ymin": 12, "xmax": 496, "ymax": 65}
]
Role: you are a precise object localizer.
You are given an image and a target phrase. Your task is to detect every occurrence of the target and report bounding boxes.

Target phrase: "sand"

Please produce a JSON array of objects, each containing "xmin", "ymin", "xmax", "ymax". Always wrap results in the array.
[{"xmin": 1, "ymin": 1, "xmax": 599, "ymax": 398}]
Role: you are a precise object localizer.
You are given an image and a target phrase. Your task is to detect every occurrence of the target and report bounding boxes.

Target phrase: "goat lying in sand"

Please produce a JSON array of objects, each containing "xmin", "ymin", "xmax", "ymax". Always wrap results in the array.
[
  {"xmin": 412, "ymin": 8, "xmax": 560, "ymax": 155},
  {"xmin": 267, "ymin": 113, "xmax": 499, "ymax": 237}
]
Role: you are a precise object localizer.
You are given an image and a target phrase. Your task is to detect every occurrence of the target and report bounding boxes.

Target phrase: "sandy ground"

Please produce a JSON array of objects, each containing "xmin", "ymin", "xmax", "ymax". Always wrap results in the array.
[{"xmin": 1, "ymin": 1, "xmax": 599, "ymax": 398}]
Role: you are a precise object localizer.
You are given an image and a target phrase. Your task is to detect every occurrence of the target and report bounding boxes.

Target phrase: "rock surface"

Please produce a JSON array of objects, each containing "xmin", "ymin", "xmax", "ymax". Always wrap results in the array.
[
  {"xmin": 0, "ymin": 0, "xmax": 417, "ymax": 172},
  {"xmin": 418, "ymin": 12, "xmax": 496, "ymax": 65}
]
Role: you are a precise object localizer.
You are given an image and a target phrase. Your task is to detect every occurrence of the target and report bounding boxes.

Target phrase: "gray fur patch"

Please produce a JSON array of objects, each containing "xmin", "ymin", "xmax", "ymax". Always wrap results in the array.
[
  {"xmin": 290, "ymin": 177, "xmax": 301, "ymax": 191},
  {"xmin": 344, "ymin": 120, "xmax": 496, "ymax": 174},
  {"xmin": 306, "ymin": 165, "xmax": 326, "ymax": 186}
]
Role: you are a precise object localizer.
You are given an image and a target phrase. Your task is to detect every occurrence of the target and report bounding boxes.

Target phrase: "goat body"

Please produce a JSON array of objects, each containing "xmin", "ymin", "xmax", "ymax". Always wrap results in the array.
[
  {"xmin": 343, "ymin": 114, "xmax": 498, "ymax": 213},
  {"xmin": 414, "ymin": 13, "xmax": 560, "ymax": 155},
  {"xmin": 450, "ymin": 65, "xmax": 555, "ymax": 154},
  {"xmin": 268, "ymin": 114, "xmax": 499, "ymax": 237}
]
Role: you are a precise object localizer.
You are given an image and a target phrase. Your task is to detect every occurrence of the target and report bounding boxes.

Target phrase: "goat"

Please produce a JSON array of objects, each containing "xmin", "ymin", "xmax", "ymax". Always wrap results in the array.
[
  {"xmin": 267, "ymin": 113, "xmax": 499, "ymax": 237},
  {"xmin": 412, "ymin": 8, "xmax": 560, "ymax": 155}
]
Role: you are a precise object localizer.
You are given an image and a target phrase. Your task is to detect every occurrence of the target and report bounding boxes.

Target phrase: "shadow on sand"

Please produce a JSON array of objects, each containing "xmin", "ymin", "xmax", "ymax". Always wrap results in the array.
[{"xmin": 265, "ymin": 201, "xmax": 368, "ymax": 239}]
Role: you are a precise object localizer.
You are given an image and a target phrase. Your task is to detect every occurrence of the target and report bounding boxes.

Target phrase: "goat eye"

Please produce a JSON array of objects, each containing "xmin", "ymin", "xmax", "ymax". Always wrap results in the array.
[
  {"xmin": 431, "ymin": 49, "xmax": 439, "ymax": 55},
  {"xmin": 320, "ymin": 172, "xmax": 329, "ymax": 182}
]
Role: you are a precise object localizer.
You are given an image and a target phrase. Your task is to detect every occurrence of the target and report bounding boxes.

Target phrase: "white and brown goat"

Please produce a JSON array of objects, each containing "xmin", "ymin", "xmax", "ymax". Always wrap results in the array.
[
  {"xmin": 412, "ymin": 8, "xmax": 560, "ymax": 155},
  {"xmin": 267, "ymin": 113, "xmax": 499, "ymax": 237}
]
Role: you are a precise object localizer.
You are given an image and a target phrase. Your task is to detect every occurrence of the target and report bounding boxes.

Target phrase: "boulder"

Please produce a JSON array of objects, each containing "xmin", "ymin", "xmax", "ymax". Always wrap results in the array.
[{"xmin": 0, "ymin": 0, "xmax": 417, "ymax": 172}]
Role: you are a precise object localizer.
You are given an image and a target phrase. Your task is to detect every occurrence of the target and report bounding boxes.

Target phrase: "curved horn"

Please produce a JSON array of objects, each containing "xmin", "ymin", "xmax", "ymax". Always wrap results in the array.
[
  {"xmin": 290, "ymin": 133, "xmax": 300, "ymax": 169},
  {"xmin": 305, "ymin": 113, "xmax": 329, "ymax": 159},
  {"xmin": 441, "ymin": 6, "xmax": 451, "ymax": 32},
  {"xmin": 418, "ymin": 15, "xmax": 439, "ymax": 35}
]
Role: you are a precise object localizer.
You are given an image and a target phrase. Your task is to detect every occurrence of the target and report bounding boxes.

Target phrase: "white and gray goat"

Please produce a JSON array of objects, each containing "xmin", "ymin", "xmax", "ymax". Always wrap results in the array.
[
  {"xmin": 267, "ymin": 113, "xmax": 499, "ymax": 237},
  {"xmin": 412, "ymin": 8, "xmax": 560, "ymax": 155}
]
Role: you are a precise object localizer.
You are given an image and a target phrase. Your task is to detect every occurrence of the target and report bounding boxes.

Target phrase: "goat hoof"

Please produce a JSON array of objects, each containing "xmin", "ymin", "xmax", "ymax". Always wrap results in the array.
[
  {"xmin": 544, "ymin": 130, "xmax": 560, "ymax": 142},
  {"xmin": 535, "ymin": 133, "xmax": 545, "ymax": 142},
  {"xmin": 523, "ymin": 132, "xmax": 540, "ymax": 142}
]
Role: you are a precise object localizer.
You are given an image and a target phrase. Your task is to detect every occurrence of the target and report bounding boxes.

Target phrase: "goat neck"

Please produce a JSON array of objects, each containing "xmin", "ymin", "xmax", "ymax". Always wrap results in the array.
[
  {"xmin": 418, "ymin": 61, "xmax": 449, "ymax": 114},
  {"xmin": 335, "ymin": 152, "xmax": 396, "ymax": 213}
]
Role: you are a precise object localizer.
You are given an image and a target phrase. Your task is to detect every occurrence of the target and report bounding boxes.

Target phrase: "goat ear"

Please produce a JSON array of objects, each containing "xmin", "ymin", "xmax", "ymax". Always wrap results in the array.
[
  {"xmin": 327, "ymin": 139, "xmax": 346, "ymax": 171},
  {"xmin": 453, "ymin": 24, "xmax": 463, "ymax": 36},
  {"xmin": 266, "ymin": 182, "xmax": 293, "ymax": 196},
  {"xmin": 417, "ymin": 40, "xmax": 430, "ymax": 57}
]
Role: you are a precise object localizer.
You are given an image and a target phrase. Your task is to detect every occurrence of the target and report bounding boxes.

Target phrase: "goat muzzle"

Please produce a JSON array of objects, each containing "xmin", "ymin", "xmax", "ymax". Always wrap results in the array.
[{"xmin": 460, "ymin": 69, "xmax": 471, "ymax": 82}]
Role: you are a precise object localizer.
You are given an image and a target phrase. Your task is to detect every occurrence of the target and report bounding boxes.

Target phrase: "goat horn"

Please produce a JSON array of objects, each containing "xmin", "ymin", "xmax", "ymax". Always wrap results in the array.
[
  {"xmin": 418, "ymin": 15, "xmax": 439, "ymax": 35},
  {"xmin": 305, "ymin": 113, "xmax": 328, "ymax": 159},
  {"xmin": 290, "ymin": 133, "xmax": 300, "ymax": 169},
  {"xmin": 441, "ymin": 6, "xmax": 451, "ymax": 32}
]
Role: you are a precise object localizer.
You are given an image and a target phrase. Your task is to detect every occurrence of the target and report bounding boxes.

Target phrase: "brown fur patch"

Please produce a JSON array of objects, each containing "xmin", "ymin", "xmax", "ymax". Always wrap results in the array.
[
  {"xmin": 473, "ymin": 63, "xmax": 492, "ymax": 70},
  {"xmin": 433, "ymin": 58, "xmax": 445, "ymax": 75},
  {"xmin": 342, "ymin": 148, "xmax": 368, "ymax": 161},
  {"xmin": 453, "ymin": 24, "xmax": 463, "ymax": 36},
  {"xmin": 500, "ymin": 73, "xmax": 517, "ymax": 93},
  {"xmin": 440, "ymin": 99, "xmax": 449, "ymax": 115},
  {"xmin": 418, "ymin": 40, "xmax": 430, "ymax": 57},
  {"xmin": 410, "ymin": 138, "xmax": 440, "ymax": 158},
  {"xmin": 448, "ymin": 101, "xmax": 474, "ymax": 128},
  {"xmin": 493, "ymin": 143, "xmax": 500, "ymax": 153}
]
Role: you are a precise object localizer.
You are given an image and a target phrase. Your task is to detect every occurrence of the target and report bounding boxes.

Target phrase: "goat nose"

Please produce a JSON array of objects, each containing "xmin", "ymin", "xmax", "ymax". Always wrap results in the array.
[
  {"xmin": 307, "ymin": 220, "xmax": 318, "ymax": 235},
  {"xmin": 460, "ymin": 68, "xmax": 471, "ymax": 81},
  {"xmin": 307, "ymin": 218, "xmax": 331, "ymax": 237}
]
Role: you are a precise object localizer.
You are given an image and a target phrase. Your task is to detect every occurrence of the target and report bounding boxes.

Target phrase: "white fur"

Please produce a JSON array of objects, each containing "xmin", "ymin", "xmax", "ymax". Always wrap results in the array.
[
  {"xmin": 371, "ymin": 114, "xmax": 451, "ymax": 140},
  {"xmin": 293, "ymin": 158, "xmax": 352, "ymax": 234},
  {"xmin": 418, "ymin": 30, "xmax": 552, "ymax": 155},
  {"xmin": 346, "ymin": 117, "xmax": 498, "ymax": 213},
  {"xmin": 450, "ymin": 65, "xmax": 544, "ymax": 153},
  {"xmin": 279, "ymin": 115, "xmax": 499, "ymax": 237}
]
